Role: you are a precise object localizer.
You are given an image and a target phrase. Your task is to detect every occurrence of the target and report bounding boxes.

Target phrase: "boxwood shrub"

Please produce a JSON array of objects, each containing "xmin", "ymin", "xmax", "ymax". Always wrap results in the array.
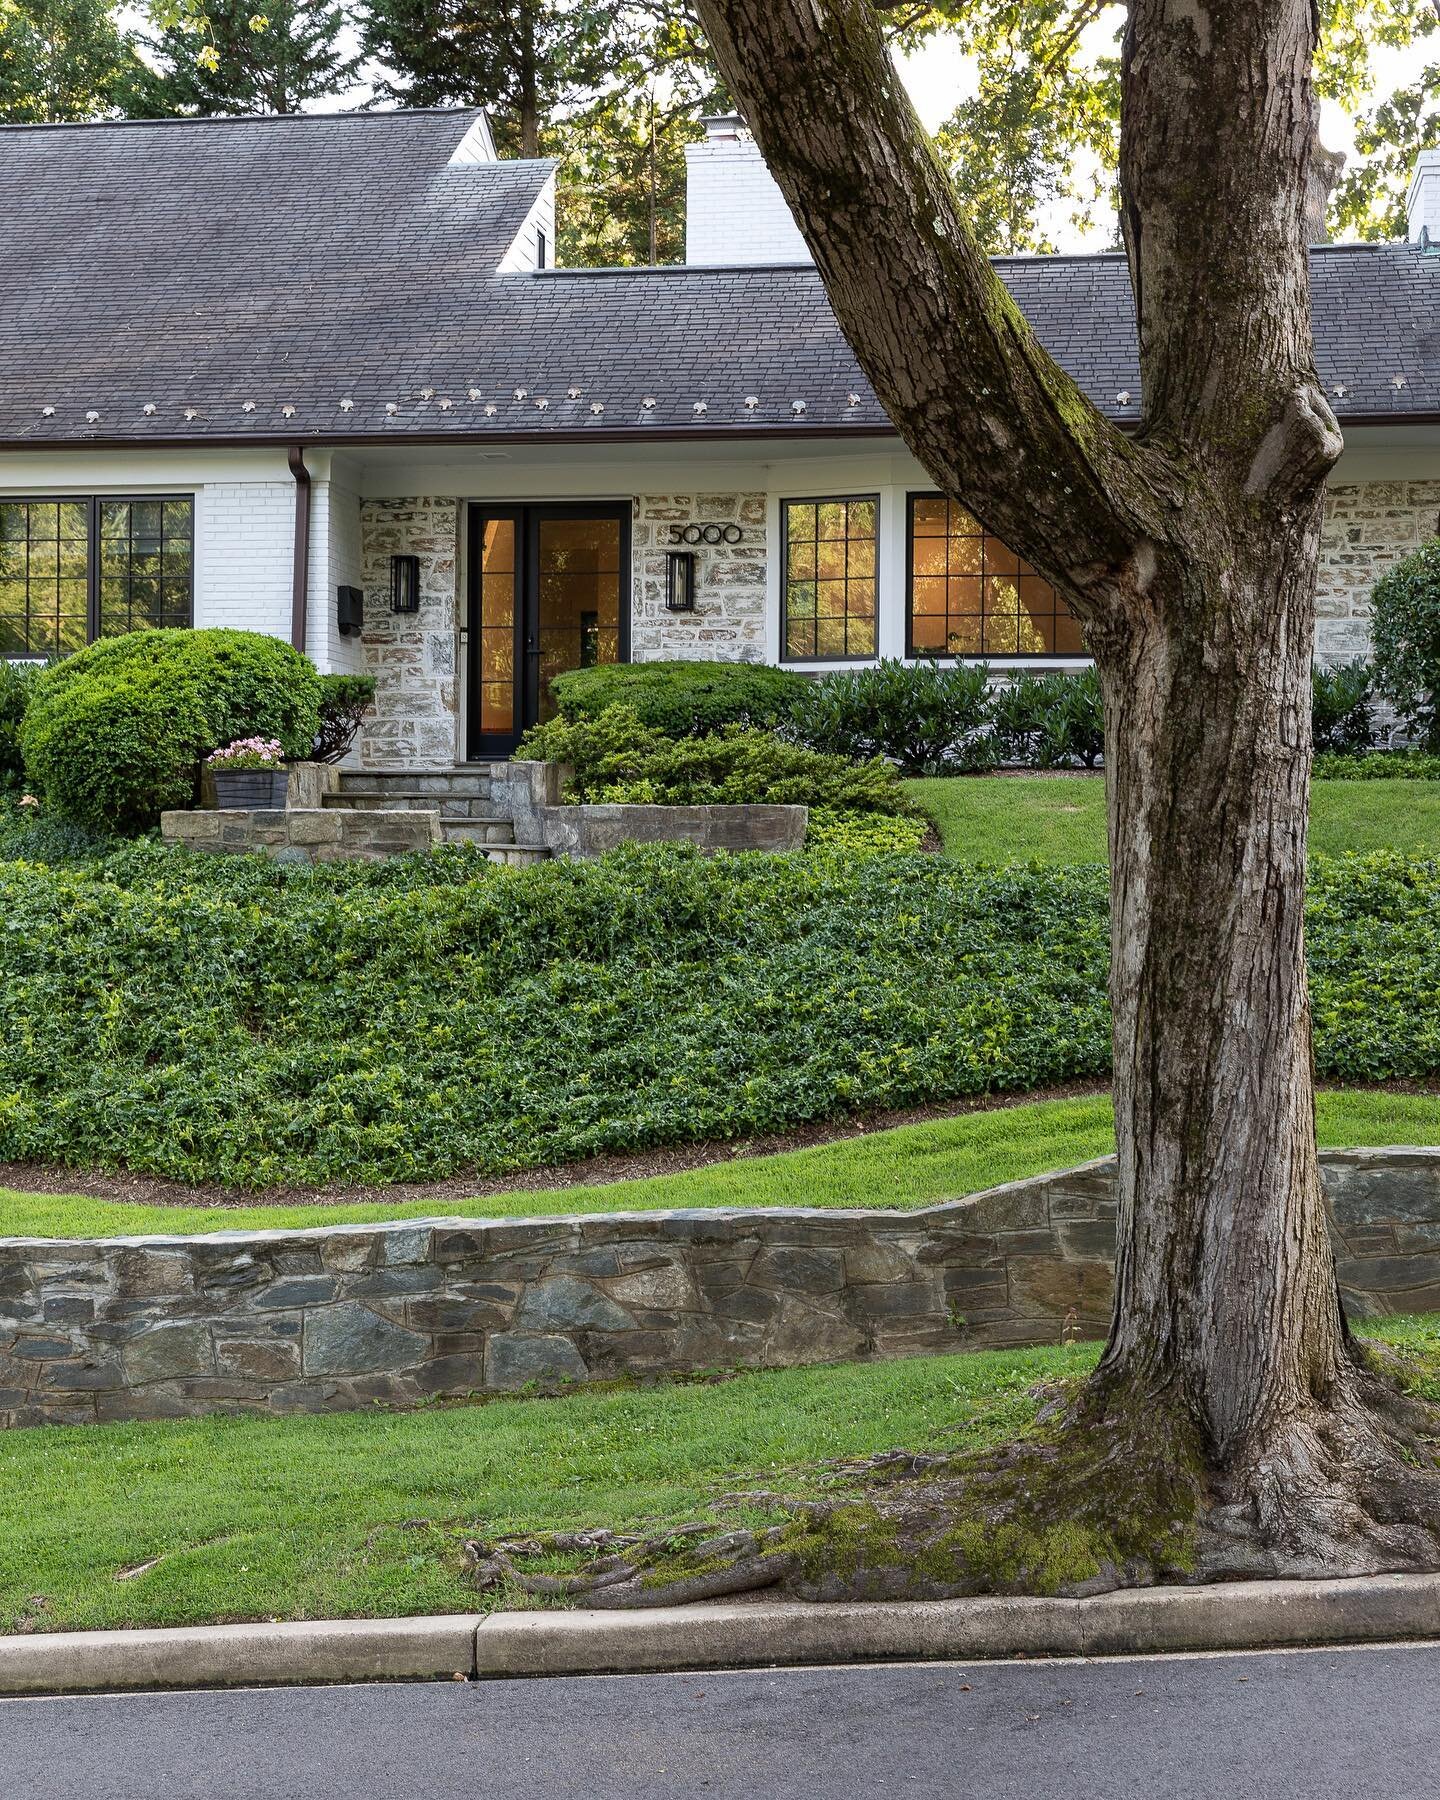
[
  {"xmin": 518, "ymin": 705, "xmax": 918, "ymax": 814},
  {"xmin": 550, "ymin": 660, "xmax": 810, "ymax": 737},
  {"xmin": 0, "ymin": 841, "xmax": 1433, "ymax": 1188},
  {"xmin": 21, "ymin": 629, "xmax": 322, "ymax": 833}
]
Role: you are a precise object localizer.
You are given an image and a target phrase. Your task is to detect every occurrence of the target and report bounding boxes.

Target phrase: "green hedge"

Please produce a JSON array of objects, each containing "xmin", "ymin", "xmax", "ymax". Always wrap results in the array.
[
  {"xmin": 21, "ymin": 629, "xmax": 322, "ymax": 834},
  {"xmin": 0, "ymin": 841, "xmax": 1434, "ymax": 1187},
  {"xmin": 0, "ymin": 660, "xmax": 40, "ymax": 788},
  {"xmin": 550, "ymin": 660, "xmax": 810, "ymax": 736},
  {"xmin": 1314, "ymin": 750, "xmax": 1440, "ymax": 781}
]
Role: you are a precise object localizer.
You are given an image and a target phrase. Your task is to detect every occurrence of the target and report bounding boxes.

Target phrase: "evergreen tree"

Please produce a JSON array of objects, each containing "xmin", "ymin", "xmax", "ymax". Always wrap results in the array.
[
  {"xmin": 360, "ymin": 0, "xmax": 626, "ymax": 157},
  {"xmin": 129, "ymin": 0, "xmax": 359, "ymax": 116},
  {"xmin": 0, "ymin": 0, "xmax": 144, "ymax": 121}
]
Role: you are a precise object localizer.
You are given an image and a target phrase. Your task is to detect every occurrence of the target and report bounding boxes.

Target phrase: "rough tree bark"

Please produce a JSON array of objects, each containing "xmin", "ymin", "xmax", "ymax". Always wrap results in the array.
[{"xmin": 661, "ymin": 0, "xmax": 1440, "ymax": 1581}]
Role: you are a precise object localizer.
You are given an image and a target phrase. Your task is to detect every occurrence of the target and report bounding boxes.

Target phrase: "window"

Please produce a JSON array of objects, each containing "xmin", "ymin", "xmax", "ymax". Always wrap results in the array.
[
  {"xmin": 536, "ymin": 227, "xmax": 548, "ymax": 270},
  {"xmin": 907, "ymin": 494, "xmax": 1083, "ymax": 658},
  {"xmin": 0, "ymin": 496, "xmax": 193, "ymax": 657},
  {"xmin": 781, "ymin": 495, "xmax": 878, "ymax": 661}
]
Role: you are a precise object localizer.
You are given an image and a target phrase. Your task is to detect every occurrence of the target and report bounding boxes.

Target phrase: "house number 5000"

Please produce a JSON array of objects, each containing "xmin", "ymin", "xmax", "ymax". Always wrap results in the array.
[{"xmin": 668, "ymin": 524, "xmax": 744, "ymax": 545}]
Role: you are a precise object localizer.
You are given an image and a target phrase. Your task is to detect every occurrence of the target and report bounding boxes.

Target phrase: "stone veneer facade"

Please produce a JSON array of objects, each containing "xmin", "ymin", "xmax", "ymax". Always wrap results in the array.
[
  {"xmin": 2, "ymin": 1147, "xmax": 1437, "ymax": 1429},
  {"xmin": 347, "ymin": 479, "xmax": 1439, "ymax": 768},
  {"xmin": 358, "ymin": 498, "xmax": 461, "ymax": 768},
  {"xmin": 631, "ymin": 492, "xmax": 768, "ymax": 662},
  {"xmin": 1317, "ymin": 480, "xmax": 1440, "ymax": 668}
]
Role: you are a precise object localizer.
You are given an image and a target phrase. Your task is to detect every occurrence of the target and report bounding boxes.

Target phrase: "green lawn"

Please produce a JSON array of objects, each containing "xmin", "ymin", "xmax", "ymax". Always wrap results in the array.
[
  {"xmin": 908, "ymin": 775, "xmax": 1440, "ymax": 863},
  {"xmin": 3, "ymin": 1087, "xmax": 1438, "ymax": 1240},
  {"xmin": 3, "ymin": 1314, "xmax": 1436, "ymax": 1635}
]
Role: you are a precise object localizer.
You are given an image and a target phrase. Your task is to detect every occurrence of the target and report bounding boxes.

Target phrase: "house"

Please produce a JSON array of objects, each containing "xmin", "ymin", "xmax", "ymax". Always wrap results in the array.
[{"xmin": 2, "ymin": 106, "xmax": 1439, "ymax": 770}]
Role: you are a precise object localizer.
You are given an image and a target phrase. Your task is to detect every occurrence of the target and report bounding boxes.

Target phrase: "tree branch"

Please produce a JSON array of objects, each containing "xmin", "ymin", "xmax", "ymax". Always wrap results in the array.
[{"xmin": 689, "ymin": 0, "xmax": 1170, "ymax": 629}]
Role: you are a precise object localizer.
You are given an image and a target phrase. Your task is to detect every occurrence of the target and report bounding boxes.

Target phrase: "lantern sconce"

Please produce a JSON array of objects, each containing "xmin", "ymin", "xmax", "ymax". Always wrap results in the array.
[
  {"xmin": 665, "ymin": 549, "xmax": 698, "ymax": 613},
  {"xmin": 390, "ymin": 554, "xmax": 421, "ymax": 614}
]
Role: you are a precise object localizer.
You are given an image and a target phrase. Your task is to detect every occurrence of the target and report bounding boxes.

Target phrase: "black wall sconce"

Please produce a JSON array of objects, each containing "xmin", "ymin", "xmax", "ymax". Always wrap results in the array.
[
  {"xmin": 336, "ymin": 585, "xmax": 364, "ymax": 637},
  {"xmin": 665, "ymin": 549, "xmax": 698, "ymax": 613},
  {"xmin": 390, "ymin": 553, "xmax": 421, "ymax": 614}
]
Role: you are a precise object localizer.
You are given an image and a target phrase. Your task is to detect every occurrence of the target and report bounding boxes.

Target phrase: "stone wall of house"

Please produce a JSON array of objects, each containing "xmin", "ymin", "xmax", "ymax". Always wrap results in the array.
[
  {"xmin": 358, "ymin": 498, "xmax": 461, "ymax": 768},
  {"xmin": 632, "ymin": 493, "xmax": 768, "ymax": 662},
  {"xmin": 1317, "ymin": 480, "xmax": 1440, "ymax": 668},
  {"xmin": 2, "ymin": 1147, "xmax": 1436, "ymax": 1429}
]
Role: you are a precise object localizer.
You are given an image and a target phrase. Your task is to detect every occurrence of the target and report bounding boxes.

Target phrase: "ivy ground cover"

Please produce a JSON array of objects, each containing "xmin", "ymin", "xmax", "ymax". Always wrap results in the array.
[{"xmin": 1, "ymin": 839, "xmax": 1439, "ymax": 1188}]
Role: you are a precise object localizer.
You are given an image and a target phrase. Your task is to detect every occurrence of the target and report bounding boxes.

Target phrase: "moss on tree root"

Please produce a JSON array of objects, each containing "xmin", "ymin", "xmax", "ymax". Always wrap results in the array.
[{"xmin": 463, "ymin": 1345, "xmax": 1440, "ymax": 1609}]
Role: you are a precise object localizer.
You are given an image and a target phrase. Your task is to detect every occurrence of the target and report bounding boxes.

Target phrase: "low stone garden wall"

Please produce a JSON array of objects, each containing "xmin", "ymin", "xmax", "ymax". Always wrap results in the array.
[
  {"xmin": 494, "ymin": 760, "xmax": 808, "ymax": 859},
  {"xmin": 162, "ymin": 807, "xmax": 440, "ymax": 863},
  {"xmin": 2, "ymin": 1147, "xmax": 1436, "ymax": 1428}
]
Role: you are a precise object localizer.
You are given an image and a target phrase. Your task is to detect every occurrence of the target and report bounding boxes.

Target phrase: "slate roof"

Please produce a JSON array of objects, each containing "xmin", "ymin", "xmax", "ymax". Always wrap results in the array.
[{"xmin": 1, "ymin": 107, "xmax": 1438, "ymax": 448}]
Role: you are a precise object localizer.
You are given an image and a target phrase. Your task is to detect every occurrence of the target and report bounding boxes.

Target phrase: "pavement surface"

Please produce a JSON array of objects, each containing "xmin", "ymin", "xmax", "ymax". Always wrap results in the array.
[{"xmin": 2, "ymin": 1641, "xmax": 1437, "ymax": 1799}]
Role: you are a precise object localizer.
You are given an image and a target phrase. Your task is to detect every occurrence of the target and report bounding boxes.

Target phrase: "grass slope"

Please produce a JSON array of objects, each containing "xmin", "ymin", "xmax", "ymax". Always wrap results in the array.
[
  {"xmin": 909, "ymin": 775, "xmax": 1440, "ymax": 863},
  {"xmin": 2, "ymin": 1317, "xmax": 1435, "ymax": 1635},
  {"xmin": 2, "ymin": 1088, "xmax": 1437, "ymax": 1239}
]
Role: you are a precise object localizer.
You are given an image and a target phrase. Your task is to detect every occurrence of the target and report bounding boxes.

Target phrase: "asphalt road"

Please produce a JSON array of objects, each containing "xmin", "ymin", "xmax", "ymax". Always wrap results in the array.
[{"xmin": 3, "ymin": 1642, "xmax": 1437, "ymax": 1799}]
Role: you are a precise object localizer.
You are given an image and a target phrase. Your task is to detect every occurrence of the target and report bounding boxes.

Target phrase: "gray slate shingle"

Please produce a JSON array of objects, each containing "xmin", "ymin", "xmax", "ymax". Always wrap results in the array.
[{"xmin": 1, "ymin": 107, "xmax": 1436, "ymax": 446}]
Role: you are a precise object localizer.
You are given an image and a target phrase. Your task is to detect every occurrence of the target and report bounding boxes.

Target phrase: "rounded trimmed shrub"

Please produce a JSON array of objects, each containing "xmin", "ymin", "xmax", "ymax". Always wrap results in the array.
[
  {"xmin": 21, "ymin": 629, "xmax": 322, "ymax": 833},
  {"xmin": 549, "ymin": 659, "xmax": 810, "ymax": 737},
  {"xmin": 1371, "ymin": 540, "xmax": 1440, "ymax": 752}
]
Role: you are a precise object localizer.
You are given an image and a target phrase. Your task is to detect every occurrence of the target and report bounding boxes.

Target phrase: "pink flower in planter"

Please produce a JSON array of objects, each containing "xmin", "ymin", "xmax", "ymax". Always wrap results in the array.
[{"xmin": 207, "ymin": 737, "xmax": 285, "ymax": 771}]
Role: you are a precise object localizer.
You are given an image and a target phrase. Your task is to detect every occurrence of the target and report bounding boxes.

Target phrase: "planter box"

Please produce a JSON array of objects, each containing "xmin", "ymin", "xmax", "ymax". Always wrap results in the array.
[
  {"xmin": 210, "ymin": 768, "xmax": 289, "ymax": 810},
  {"xmin": 199, "ymin": 761, "xmax": 338, "ymax": 811}
]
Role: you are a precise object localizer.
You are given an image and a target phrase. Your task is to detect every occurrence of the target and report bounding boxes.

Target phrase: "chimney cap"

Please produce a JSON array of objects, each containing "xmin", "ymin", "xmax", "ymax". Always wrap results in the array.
[{"xmin": 700, "ymin": 113, "xmax": 748, "ymax": 142}]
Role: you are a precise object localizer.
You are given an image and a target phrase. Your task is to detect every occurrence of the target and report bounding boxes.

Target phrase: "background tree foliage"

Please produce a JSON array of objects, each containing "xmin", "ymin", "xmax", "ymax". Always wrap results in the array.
[
  {"xmin": 900, "ymin": 0, "xmax": 1440, "ymax": 248},
  {"xmin": 0, "ymin": 0, "xmax": 143, "ymax": 121},
  {"xmin": 1, "ymin": 0, "xmax": 1435, "ymax": 255},
  {"xmin": 128, "ymin": 0, "xmax": 359, "ymax": 116}
]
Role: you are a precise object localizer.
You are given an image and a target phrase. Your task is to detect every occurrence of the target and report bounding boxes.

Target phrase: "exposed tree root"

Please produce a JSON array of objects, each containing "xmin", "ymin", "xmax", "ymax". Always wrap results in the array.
[{"xmin": 464, "ymin": 1354, "xmax": 1440, "ymax": 1608}]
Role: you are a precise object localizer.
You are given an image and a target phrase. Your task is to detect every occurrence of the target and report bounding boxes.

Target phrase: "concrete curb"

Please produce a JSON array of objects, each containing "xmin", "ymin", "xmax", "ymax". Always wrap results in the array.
[
  {"xmin": 1, "ymin": 1577, "xmax": 1437, "ymax": 1697},
  {"xmin": 0, "ymin": 1615, "xmax": 482, "ymax": 1698},
  {"xmin": 472, "ymin": 1574, "xmax": 1440, "ymax": 1677}
]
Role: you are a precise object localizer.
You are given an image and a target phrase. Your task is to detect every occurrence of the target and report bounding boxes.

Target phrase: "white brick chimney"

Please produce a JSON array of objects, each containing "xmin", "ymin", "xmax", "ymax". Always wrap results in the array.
[
  {"xmin": 1407, "ymin": 148, "xmax": 1440, "ymax": 244},
  {"xmin": 684, "ymin": 114, "xmax": 813, "ymax": 265}
]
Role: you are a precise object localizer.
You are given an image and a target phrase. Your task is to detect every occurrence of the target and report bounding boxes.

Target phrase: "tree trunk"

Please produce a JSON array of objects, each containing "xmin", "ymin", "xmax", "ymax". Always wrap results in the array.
[{"xmin": 685, "ymin": 0, "xmax": 1440, "ymax": 1577}]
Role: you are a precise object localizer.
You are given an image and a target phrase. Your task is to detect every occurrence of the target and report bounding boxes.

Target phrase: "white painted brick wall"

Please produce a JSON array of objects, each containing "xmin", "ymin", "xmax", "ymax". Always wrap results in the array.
[
  {"xmin": 193, "ymin": 480, "xmax": 293, "ymax": 639},
  {"xmin": 684, "ymin": 138, "xmax": 812, "ymax": 265}
]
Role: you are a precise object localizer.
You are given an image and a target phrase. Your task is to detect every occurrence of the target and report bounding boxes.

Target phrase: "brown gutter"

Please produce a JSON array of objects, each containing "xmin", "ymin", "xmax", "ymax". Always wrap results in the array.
[{"xmin": 287, "ymin": 443, "xmax": 311, "ymax": 653}]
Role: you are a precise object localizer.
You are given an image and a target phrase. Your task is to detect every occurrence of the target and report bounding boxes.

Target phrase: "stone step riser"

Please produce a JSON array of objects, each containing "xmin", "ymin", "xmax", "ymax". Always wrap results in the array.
[
  {"xmin": 325, "ymin": 796, "xmax": 511, "ymax": 820},
  {"xmin": 439, "ymin": 822, "xmax": 518, "ymax": 847}
]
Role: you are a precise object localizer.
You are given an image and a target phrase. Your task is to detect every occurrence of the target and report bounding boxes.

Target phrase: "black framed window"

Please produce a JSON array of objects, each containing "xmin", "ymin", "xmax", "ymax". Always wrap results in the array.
[
  {"xmin": 907, "ymin": 493, "xmax": 1083, "ymax": 658},
  {"xmin": 0, "ymin": 495, "xmax": 194, "ymax": 658},
  {"xmin": 781, "ymin": 495, "xmax": 878, "ymax": 661}
]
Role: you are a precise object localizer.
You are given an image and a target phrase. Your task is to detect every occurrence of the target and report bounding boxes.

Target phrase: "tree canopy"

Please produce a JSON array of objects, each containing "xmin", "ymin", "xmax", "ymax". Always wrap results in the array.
[
  {"xmin": 0, "ymin": 0, "xmax": 144, "ymax": 121},
  {"xmin": 127, "ymin": 0, "xmax": 359, "ymax": 117}
]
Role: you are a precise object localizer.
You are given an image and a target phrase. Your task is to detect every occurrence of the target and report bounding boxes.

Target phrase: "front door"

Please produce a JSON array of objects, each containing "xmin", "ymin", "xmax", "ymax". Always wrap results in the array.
[{"xmin": 466, "ymin": 503, "xmax": 630, "ymax": 758}]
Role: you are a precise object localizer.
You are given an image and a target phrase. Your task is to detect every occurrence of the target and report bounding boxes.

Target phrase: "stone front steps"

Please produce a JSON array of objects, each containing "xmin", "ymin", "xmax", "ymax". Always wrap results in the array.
[{"xmin": 328, "ymin": 766, "xmax": 552, "ymax": 862}]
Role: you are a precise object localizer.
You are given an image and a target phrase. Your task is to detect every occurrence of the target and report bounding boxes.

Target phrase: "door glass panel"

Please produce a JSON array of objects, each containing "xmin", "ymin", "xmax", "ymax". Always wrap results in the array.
[
  {"xmin": 534, "ymin": 515, "xmax": 621, "ymax": 722},
  {"xmin": 477, "ymin": 518, "xmax": 516, "ymax": 737}
]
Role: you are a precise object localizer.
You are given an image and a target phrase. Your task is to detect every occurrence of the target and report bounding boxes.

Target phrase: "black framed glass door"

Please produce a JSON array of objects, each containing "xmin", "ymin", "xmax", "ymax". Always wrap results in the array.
[{"xmin": 466, "ymin": 503, "xmax": 630, "ymax": 759}]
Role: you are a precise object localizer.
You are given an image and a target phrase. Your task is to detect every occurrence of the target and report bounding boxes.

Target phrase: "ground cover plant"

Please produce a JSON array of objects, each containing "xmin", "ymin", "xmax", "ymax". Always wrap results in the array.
[
  {"xmin": 0, "ymin": 839, "xmax": 1438, "ymax": 1190},
  {"xmin": 909, "ymin": 775, "xmax": 1440, "ymax": 863},
  {"xmin": 1, "ymin": 1315, "xmax": 1435, "ymax": 1635},
  {"xmin": 2, "ymin": 1088, "xmax": 1435, "ymax": 1241}
]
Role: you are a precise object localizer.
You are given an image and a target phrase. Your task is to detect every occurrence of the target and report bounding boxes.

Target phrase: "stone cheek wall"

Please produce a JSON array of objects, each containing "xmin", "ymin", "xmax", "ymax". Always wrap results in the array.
[
  {"xmin": 358, "ymin": 498, "xmax": 461, "ymax": 768},
  {"xmin": 162, "ymin": 807, "xmax": 440, "ymax": 865},
  {"xmin": 1317, "ymin": 481, "xmax": 1440, "ymax": 670},
  {"xmin": 2, "ymin": 1149, "xmax": 1437, "ymax": 1430},
  {"xmin": 631, "ymin": 494, "xmax": 768, "ymax": 662}
]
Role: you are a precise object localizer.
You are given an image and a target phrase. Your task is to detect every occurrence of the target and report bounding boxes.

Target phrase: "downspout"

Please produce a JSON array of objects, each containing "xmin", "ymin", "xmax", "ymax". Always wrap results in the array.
[{"xmin": 287, "ymin": 444, "xmax": 311, "ymax": 653}]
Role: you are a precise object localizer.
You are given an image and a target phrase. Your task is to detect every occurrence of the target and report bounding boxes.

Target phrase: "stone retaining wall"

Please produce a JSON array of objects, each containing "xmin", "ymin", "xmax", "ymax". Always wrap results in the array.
[
  {"xmin": 2, "ymin": 1147, "xmax": 1437, "ymax": 1428},
  {"xmin": 495, "ymin": 760, "xmax": 808, "ymax": 858},
  {"xmin": 161, "ymin": 807, "xmax": 440, "ymax": 863}
]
